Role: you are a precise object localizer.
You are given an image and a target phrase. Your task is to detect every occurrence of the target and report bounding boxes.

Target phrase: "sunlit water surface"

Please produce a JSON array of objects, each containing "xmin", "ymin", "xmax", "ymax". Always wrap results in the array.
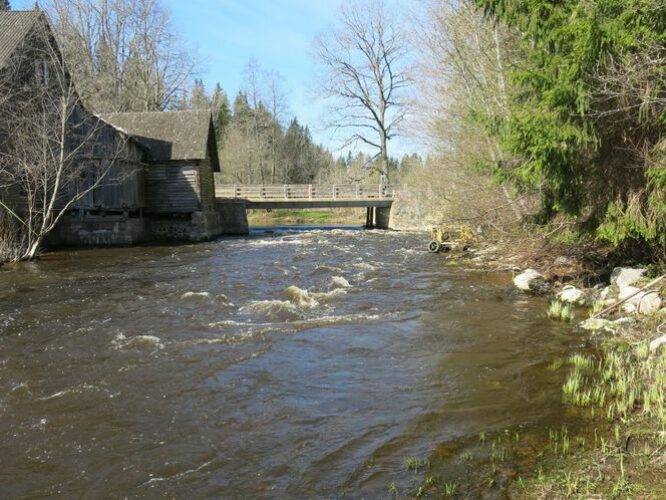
[{"xmin": 0, "ymin": 228, "xmax": 578, "ymax": 497}]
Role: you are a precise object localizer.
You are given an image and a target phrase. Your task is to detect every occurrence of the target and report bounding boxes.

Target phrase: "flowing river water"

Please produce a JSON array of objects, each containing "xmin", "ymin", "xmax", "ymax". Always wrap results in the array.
[{"xmin": 0, "ymin": 228, "xmax": 581, "ymax": 497}]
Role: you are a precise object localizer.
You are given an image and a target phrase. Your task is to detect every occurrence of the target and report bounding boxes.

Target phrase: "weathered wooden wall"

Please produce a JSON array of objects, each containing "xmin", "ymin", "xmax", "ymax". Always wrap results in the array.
[
  {"xmin": 62, "ymin": 119, "xmax": 146, "ymax": 211},
  {"xmin": 199, "ymin": 156, "xmax": 216, "ymax": 211},
  {"xmin": 145, "ymin": 163, "xmax": 201, "ymax": 213}
]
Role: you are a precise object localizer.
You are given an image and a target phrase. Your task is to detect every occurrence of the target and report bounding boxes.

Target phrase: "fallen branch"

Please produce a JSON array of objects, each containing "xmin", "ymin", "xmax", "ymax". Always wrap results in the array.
[{"xmin": 586, "ymin": 274, "xmax": 666, "ymax": 321}]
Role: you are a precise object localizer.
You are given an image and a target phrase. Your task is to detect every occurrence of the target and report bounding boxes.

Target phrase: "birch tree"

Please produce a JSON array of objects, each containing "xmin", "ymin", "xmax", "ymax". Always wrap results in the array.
[
  {"xmin": 314, "ymin": 0, "xmax": 410, "ymax": 181},
  {"xmin": 0, "ymin": 19, "xmax": 128, "ymax": 261}
]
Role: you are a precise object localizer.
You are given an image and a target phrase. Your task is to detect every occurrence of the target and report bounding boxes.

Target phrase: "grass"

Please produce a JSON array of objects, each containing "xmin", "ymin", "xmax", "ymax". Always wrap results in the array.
[
  {"xmin": 403, "ymin": 456, "xmax": 430, "ymax": 472},
  {"xmin": 247, "ymin": 209, "xmax": 364, "ymax": 225},
  {"xmin": 548, "ymin": 300, "xmax": 575, "ymax": 321},
  {"xmin": 386, "ymin": 312, "xmax": 666, "ymax": 498},
  {"xmin": 512, "ymin": 311, "xmax": 666, "ymax": 498}
]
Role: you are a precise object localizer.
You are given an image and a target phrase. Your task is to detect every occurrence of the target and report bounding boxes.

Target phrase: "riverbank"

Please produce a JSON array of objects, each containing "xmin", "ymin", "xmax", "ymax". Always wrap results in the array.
[
  {"xmin": 421, "ymin": 228, "xmax": 666, "ymax": 498},
  {"xmin": 247, "ymin": 208, "xmax": 365, "ymax": 227}
]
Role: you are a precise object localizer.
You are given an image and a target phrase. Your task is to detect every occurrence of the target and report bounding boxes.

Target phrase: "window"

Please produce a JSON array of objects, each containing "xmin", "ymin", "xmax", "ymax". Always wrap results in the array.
[{"xmin": 34, "ymin": 60, "xmax": 49, "ymax": 85}]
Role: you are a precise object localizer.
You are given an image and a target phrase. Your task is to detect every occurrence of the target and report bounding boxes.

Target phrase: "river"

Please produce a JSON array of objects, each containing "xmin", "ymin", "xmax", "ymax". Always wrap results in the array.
[{"xmin": 0, "ymin": 228, "xmax": 579, "ymax": 497}]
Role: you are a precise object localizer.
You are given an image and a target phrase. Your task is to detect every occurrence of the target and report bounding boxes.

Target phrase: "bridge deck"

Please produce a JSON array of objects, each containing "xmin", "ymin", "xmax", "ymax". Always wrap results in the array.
[{"xmin": 216, "ymin": 184, "xmax": 393, "ymax": 209}]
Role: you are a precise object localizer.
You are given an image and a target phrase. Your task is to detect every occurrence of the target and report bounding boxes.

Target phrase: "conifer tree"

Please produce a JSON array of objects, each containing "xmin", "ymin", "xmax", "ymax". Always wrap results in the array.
[{"xmin": 1, "ymin": 0, "xmax": 10, "ymax": 10}]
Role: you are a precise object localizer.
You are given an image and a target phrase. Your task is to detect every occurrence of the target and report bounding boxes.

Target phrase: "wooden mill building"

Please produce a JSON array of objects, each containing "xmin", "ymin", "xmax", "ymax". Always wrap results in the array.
[{"xmin": 0, "ymin": 10, "xmax": 245, "ymax": 249}]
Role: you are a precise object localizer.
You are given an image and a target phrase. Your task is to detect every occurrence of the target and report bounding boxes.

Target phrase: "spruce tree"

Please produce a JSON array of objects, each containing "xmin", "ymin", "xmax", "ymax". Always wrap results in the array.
[
  {"xmin": 211, "ymin": 84, "xmax": 231, "ymax": 146},
  {"xmin": 189, "ymin": 79, "xmax": 209, "ymax": 110},
  {"xmin": 1, "ymin": 0, "xmax": 10, "ymax": 10}
]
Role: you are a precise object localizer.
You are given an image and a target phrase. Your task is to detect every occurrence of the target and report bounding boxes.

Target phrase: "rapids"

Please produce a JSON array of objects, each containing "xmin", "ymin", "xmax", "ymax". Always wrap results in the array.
[{"xmin": 0, "ymin": 228, "xmax": 577, "ymax": 497}]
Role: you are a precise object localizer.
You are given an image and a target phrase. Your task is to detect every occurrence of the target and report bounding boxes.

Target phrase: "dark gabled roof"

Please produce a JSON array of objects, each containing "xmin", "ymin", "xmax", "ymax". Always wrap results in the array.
[
  {"xmin": 0, "ymin": 10, "xmax": 42, "ymax": 70},
  {"xmin": 99, "ymin": 110, "xmax": 218, "ymax": 167}
]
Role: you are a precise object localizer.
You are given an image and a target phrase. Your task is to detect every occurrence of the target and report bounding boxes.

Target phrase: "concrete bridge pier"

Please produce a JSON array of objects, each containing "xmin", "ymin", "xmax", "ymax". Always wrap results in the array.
[
  {"xmin": 365, "ymin": 207, "xmax": 391, "ymax": 230},
  {"xmin": 375, "ymin": 207, "xmax": 391, "ymax": 230}
]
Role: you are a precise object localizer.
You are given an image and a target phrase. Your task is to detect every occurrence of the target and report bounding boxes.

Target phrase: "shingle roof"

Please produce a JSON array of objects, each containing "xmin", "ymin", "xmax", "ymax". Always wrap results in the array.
[
  {"xmin": 99, "ymin": 110, "xmax": 215, "ymax": 164},
  {"xmin": 0, "ymin": 11, "xmax": 41, "ymax": 70}
]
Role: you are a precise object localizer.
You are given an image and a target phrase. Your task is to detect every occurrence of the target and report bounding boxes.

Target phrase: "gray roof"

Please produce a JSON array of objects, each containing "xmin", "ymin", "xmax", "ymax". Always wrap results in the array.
[
  {"xmin": 0, "ymin": 11, "xmax": 42, "ymax": 70},
  {"xmin": 99, "ymin": 110, "xmax": 216, "ymax": 164}
]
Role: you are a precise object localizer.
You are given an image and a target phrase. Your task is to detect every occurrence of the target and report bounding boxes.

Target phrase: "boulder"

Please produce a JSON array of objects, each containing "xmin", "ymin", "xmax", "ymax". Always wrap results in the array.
[
  {"xmin": 611, "ymin": 267, "xmax": 646, "ymax": 289},
  {"xmin": 557, "ymin": 285, "xmax": 586, "ymax": 305},
  {"xmin": 637, "ymin": 291, "xmax": 662, "ymax": 314},
  {"xmin": 622, "ymin": 303, "xmax": 638, "ymax": 314},
  {"xmin": 513, "ymin": 269, "xmax": 549, "ymax": 294},
  {"xmin": 618, "ymin": 286, "xmax": 642, "ymax": 303},
  {"xmin": 599, "ymin": 286, "xmax": 614, "ymax": 301},
  {"xmin": 649, "ymin": 334, "xmax": 666, "ymax": 352},
  {"xmin": 617, "ymin": 287, "xmax": 662, "ymax": 314}
]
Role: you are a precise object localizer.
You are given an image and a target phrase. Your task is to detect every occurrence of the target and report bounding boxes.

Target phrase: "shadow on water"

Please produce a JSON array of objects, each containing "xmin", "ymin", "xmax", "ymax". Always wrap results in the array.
[{"xmin": 0, "ymin": 229, "xmax": 581, "ymax": 497}]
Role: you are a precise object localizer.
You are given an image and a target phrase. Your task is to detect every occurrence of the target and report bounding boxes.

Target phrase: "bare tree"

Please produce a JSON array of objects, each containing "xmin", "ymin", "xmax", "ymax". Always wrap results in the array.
[
  {"xmin": 404, "ymin": 0, "xmax": 532, "ymax": 225},
  {"xmin": 41, "ymin": 0, "xmax": 197, "ymax": 112},
  {"xmin": 0, "ymin": 17, "xmax": 129, "ymax": 261},
  {"xmin": 264, "ymin": 69, "xmax": 288, "ymax": 183},
  {"xmin": 314, "ymin": 0, "xmax": 410, "ymax": 181}
]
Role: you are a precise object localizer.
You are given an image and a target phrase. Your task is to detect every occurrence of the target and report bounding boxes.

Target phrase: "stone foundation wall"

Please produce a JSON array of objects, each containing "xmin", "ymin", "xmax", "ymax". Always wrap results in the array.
[
  {"xmin": 48, "ymin": 214, "xmax": 146, "ymax": 247},
  {"xmin": 148, "ymin": 216, "xmax": 193, "ymax": 241},
  {"xmin": 48, "ymin": 203, "xmax": 248, "ymax": 249},
  {"xmin": 148, "ymin": 209, "xmax": 229, "ymax": 242}
]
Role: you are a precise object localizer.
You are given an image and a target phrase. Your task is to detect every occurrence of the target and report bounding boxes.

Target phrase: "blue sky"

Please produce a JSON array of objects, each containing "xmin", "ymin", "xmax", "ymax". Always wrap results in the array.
[
  {"xmin": 162, "ymin": 0, "xmax": 344, "ymax": 146},
  {"xmin": 17, "ymin": 0, "xmax": 420, "ymax": 158}
]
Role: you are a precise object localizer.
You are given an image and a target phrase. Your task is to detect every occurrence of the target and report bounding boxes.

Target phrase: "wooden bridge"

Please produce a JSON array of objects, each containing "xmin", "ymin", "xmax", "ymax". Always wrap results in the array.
[{"xmin": 215, "ymin": 184, "xmax": 394, "ymax": 228}]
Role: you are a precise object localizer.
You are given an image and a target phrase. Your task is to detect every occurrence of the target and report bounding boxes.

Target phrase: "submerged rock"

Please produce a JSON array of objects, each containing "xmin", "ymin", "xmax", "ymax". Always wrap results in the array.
[
  {"xmin": 557, "ymin": 285, "xmax": 586, "ymax": 305},
  {"xmin": 610, "ymin": 267, "xmax": 646, "ymax": 289},
  {"xmin": 513, "ymin": 269, "xmax": 549, "ymax": 294},
  {"xmin": 580, "ymin": 318, "xmax": 616, "ymax": 332}
]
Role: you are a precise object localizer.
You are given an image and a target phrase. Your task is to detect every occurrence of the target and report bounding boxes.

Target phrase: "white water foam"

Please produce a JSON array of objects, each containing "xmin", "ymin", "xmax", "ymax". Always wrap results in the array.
[
  {"xmin": 284, "ymin": 286, "xmax": 319, "ymax": 309},
  {"xmin": 181, "ymin": 291, "xmax": 210, "ymax": 299},
  {"xmin": 330, "ymin": 276, "xmax": 352, "ymax": 288},
  {"xmin": 37, "ymin": 383, "xmax": 99, "ymax": 401},
  {"xmin": 113, "ymin": 332, "xmax": 164, "ymax": 351}
]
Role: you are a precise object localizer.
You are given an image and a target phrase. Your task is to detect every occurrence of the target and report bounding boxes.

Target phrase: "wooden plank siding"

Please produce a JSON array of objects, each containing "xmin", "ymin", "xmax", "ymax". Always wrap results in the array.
[
  {"xmin": 145, "ymin": 163, "xmax": 202, "ymax": 213},
  {"xmin": 199, "ymin": 156, "xmax": 216, "ymax": 211},
  {"xmin": 61, "ymin": 131, "xmax": 146, "ymax": 211}
]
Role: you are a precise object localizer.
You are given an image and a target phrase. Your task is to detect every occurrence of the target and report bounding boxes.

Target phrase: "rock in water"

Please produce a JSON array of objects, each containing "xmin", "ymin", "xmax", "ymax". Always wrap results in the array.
[
  {"xmin": 580, "ymin": 318, "xmax": 616, "ymax": 332},
  {"xmin": 557, "ymin": 285, "xmax": 586, "ymax": 305},
  {"xmin": 513, "ymin": 269, "xmax": 549, "ymax": 294},
  {"xmin": 610, "ymin": 267, "xmax": 646, "ymax": 289}
]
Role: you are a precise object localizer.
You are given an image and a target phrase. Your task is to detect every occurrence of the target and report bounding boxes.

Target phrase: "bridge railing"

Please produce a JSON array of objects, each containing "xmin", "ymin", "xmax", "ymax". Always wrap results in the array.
[{"xmin": 216, "ymin": 184, "xmax": 393, "ymax": 201}]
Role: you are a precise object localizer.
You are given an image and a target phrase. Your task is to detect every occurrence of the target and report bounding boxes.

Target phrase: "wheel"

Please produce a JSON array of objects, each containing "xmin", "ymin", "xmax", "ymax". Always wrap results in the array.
[{"xmin": 428, "ymin": 240, "xmax": 441, "ymax": 253}]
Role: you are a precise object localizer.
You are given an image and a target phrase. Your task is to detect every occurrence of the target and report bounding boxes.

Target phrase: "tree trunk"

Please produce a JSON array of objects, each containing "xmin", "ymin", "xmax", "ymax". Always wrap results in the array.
[
  {"xmin": 380, "ymin": 131, "xmax": 389, "ymax": 182},
  {"xmin": 26, "ymin": 238, "xmax": 41, "ymax": 260}
]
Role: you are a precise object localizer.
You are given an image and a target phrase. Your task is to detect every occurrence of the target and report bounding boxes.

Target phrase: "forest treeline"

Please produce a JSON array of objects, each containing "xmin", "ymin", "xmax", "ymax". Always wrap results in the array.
[
  {"xmin": 33, "ymin": 0, "xmax": 422, "ymax": 187},
  {"xmin": 3, "ymin": 0, "xmax": 664, "ymax": 259},
  {"xmin": 418, "ymin": 0, "xmax": 666, "ymax": 259}
]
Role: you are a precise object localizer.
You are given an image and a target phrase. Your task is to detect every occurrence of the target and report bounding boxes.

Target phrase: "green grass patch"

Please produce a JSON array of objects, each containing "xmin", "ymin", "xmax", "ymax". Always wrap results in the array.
[
  {"xmin": 547, "ymin": 300, "xmax": 575, "ymax": 322},
  {"xmin": 247, "ymin": 209, "xmax": 363, "ymax": 225}
]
